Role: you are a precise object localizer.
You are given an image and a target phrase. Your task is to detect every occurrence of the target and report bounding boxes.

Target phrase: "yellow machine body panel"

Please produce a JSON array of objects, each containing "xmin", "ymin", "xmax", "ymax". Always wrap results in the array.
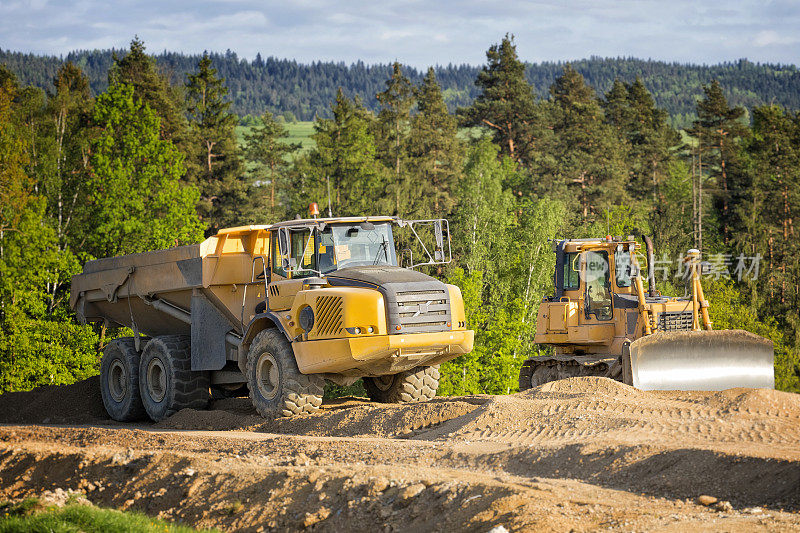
[
  {"xmin": 72, "ymin": 216, "xmax": 473, "ymax": 381},
  {"xmin": 521, "ymin": 236, "xmax": 774, "ymax": 391},
  {"xmin": 284, "ymin": 283, "xmax": 471, "ymax": 375},
  {"xmin": 293, "ymin": 330, "xmax": 474, "ymax": 376}
]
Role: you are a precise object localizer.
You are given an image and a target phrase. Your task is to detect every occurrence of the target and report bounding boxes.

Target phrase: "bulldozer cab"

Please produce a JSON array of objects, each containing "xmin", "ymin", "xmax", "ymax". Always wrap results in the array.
[
  {"xmin": 537, "ymin": 238, "xmax": 640, "ymax": 349},
  {"xmin": 555, "ymin": 239, "xmax": 639, "ymax": 317},
  {"xmin": 531, "ymin": 236, "xmax": 775, "ymax": 391},
  {"xmin": 584, "ymin": 250, "xmax": 613, "ymax": 321}
]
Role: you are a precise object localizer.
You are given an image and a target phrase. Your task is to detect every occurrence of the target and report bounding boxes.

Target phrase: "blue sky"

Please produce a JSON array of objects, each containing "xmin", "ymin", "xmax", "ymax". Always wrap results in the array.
[{"xmin": 1, "ymin": 0, "xmax": 798, "ymax": 66}]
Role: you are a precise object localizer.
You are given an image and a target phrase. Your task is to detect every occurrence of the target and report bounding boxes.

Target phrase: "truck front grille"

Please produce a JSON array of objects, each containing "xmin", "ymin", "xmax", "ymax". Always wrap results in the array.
[
  {"xmin": 658, "ymin": 311, "xmax": 694, "ymax": 331},
  {"xmin": 391, "ymin": 288, "xmax": 451, "ymax": 334}
]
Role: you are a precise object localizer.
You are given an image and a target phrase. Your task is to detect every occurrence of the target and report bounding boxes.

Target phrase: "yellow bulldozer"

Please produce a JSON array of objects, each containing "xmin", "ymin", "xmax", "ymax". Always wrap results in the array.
[{"xmin": 519, "ymin": 236, "xmax": 774, "ymax": 391}]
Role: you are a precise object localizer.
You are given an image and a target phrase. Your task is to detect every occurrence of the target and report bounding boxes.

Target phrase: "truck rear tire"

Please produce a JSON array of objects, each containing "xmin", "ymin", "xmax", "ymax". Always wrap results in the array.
[
  {"xmin": 247, "ymin": 329, "xmax": 324, "ymax": 417},
  {"xmin": 138, "ymin": 335, "xmax": 210, "ymax": 422},
  {"xmin": 100, "ymin": 337, "xmax": 147, "ymax": 421},
  {"xmin": 364, "ymin": 365, "xmax": 440, "ymax": 403}
]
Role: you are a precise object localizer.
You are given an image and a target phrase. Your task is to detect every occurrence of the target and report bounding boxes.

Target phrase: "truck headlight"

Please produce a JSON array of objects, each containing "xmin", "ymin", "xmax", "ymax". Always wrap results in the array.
[{"xmin": 299, "ymin": 306, "xmax": 314, "ymax": 332}]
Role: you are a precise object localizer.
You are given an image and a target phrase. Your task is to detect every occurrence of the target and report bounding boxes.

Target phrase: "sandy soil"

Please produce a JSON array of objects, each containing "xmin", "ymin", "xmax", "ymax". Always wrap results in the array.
[{"xmin": 0, "ymin": 376, "xmax": 798, "ymax": 532}]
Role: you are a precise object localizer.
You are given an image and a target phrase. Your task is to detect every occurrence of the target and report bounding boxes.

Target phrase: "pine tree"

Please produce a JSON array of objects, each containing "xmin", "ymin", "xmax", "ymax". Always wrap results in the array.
[
  {"xmin": 546, "ymin": 65, "xmax": 628, "ymax": 219},
  {"xmin": 242, "ymin": 111, "xmax": 301, "ymax": 221},
  {"xmin": 86, "ymin": 83, "xmax": 203, "ymax": 257},
  {"xmin": 603, "ymin": 79, "xmax": 633, "ymax": 135},
  {"xmin": 185, "ymin": 53, "xmax": 246, "ymax": 232},
  {"xmin": 459, "ymin": 35, "xmax": 538, "ymax": 164},
  {"xmin": 403, "ymin": 68, "xmax": 464, "ymax": 217},
  {"xmin": 108, "ymin": 38, "xmax": 188, "ymax": 144},
  {"xmin": 604, "ymin": 77, "xmax": 679, "ymax": 203},
  {"xmin": 376, "ymin": 62, "xmax": 414, "ymax": 214},
  {"xmin": 306, "ymin": 89, "xmax": 387, "ymax": 216},
  {"xmin": 0, "ymin": 67, "xmax": 34, "ymax": 236},
  {"xmin": 746, "ymin": 105, "xmax": 800, "ymax": 311},
  {"xmin": 688, "ymin": 80, "xmax": 746, "ymax": 245}
]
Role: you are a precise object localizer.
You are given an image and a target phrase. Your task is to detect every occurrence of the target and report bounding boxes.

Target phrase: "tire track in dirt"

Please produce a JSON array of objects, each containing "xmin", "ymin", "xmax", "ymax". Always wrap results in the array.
[
  {"xmin": 413, "ymin": 378, "xmax": 800, "ymax": 453},
  {"xmin": 1, "ymin": 376, "xmax": 799, "ymax": 530}
]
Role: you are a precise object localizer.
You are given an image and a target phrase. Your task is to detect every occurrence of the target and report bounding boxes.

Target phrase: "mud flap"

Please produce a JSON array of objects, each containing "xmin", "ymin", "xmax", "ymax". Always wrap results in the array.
[{"xmin": 628, "ymin": 330, "xmax": 774, "ymax": 391}]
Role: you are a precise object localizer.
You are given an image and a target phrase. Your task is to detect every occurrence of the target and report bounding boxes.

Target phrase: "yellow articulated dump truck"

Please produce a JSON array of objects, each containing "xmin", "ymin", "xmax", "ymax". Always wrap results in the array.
[
  {"xmin": 519, "ymin": 236, "xmax": 774, "ymax": 392},
  {"xmin": 71, "ymin": 213, "xmax": 474, "ymax": 421}
]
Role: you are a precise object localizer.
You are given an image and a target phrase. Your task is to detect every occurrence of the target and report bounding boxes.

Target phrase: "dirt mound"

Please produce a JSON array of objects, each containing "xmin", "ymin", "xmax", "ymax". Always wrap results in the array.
[
  {"xmin": 4, "ymin": 375, "xmax": 799, "ymax": 453},
  {"xmin": 2, "ymin": 424, "xmax": 798, "ymax": 532},
  {"xmin": 415, "ymin": 377, "xmax": 800, "ymax": 451},
  {"xmin": 1, "ymin": 375, "xmax": 799, "ymax": 531},
  {"xmin": 520, "ymin": 376, "xmax": 642, "ymax": 399},
  {"xmin": 157, "ymin": 397, "xmax": 481, "ymax": 438},
  {"xmin": 0, "ymin": 376, "xmax": 108, "ymax": 425}
]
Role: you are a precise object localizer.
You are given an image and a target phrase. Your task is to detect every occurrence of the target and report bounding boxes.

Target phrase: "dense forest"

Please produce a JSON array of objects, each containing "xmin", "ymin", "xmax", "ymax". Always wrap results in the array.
[
  {"xmin": 3, "ymin": 46, "xmax": 800, "ymax": 127},
  {"xmin": 1, "ymin": 37, "xmax": 799, "ymax": 396}
]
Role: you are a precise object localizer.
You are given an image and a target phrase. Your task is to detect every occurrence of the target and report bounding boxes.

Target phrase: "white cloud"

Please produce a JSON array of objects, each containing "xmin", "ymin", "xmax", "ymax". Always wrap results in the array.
[
  {"xmin": 0, "ymin": 0, "xmax": 799, "ymax": 66},
  {"xmin": 753, "ymin": 30, "xmax": 798, "ymax": 47}
]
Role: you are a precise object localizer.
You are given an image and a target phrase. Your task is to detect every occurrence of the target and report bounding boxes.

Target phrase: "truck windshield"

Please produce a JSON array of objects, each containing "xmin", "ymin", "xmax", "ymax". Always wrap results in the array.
[{"xmin": 317, "ymin": 222, "xmax": 397, "ymax": 274}]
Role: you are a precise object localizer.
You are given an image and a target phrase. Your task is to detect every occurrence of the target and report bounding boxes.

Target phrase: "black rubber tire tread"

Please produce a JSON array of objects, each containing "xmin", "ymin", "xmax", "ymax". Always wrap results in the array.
[
  {"xmin": 246, "ymin": 329, "xmax": 325, "ymax": 418},
  {"xmin": 100, "ymin": 337, "xmax": 147, "ymax": 422},
  {"xmin": 364, "ymin": 365, "xmax": 440, "ymax": 404},
  {"xmin": 138, "ymin": 335, "xmax": 210, "ymax": 422}
]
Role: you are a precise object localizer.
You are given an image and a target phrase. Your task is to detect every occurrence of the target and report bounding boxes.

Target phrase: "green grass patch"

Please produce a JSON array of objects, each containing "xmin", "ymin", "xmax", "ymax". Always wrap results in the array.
[
  {"xmin": 236, "ymin": 121, "xmax": 490, "ymax": 156},
  {"xmin": 236, "ymin": 121, "xmax": 317, "ymax": 153},
  {"xmin": 0, "ymin": 498, "xmax": 215, "ymax": 533}
]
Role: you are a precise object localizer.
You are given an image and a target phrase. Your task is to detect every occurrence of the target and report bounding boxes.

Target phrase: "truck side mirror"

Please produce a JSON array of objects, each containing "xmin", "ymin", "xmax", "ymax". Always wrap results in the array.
[
  {"xmin": 434, "ymin": 221, "xmax": 445, "ymax": 262},
  {"xmin": 277, "ymin": 228, "xmax": 290, "ymax": 257}
]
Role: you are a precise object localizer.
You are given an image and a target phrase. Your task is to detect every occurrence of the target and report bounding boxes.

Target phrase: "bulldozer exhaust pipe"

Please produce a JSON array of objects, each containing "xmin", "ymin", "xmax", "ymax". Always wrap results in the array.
[{"xmin": 642, "ymin": 235, "xmax": 656, "ymax": 298}]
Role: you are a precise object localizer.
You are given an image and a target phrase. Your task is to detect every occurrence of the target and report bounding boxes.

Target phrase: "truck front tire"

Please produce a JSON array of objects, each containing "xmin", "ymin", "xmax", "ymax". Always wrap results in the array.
[
  {"xmin": 100, "ymin": 337, "xmax": 147, "ymax": 421},
  {"xmin": 364, "ymin": 365, "xmax": 440, "ymax": 403},
  {"xmin": 246, "ymin": 329, "xmax": 324, "ymax": 417},
  {"xmin": 138, "ymin": 335, "xmax": 210, "ymax": 422}
]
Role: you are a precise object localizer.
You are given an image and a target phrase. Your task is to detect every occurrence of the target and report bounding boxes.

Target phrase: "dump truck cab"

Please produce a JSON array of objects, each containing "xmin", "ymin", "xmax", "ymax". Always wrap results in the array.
[{"xmin": 245, "ymin": 216, "xmax": 472, "ymax": 379}]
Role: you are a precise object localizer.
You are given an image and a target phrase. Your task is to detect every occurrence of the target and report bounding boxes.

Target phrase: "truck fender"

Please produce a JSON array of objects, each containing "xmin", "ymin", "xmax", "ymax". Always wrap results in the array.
[{"xmin": 238, "ymin": 312, "xmax": 293, "ymax": 374}]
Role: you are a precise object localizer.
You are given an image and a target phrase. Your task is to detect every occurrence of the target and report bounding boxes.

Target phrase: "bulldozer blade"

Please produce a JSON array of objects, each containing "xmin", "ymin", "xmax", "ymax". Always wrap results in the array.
[{"xmin": 628, "ymin": 330, "xmax": 774, "ymax": 391}]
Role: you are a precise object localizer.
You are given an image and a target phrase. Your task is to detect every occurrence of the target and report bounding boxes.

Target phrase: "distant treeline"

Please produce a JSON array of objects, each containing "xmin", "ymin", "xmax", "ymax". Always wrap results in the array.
[{"xmin": 2, "ymin": 47, "xmax": 800, "ymax": 126}]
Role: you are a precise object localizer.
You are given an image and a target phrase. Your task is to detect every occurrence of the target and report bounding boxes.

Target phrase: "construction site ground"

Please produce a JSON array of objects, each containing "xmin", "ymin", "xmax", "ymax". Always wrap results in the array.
[{"xmin": 0, "ymin": 376, "xmax": 798, "ymax": 532}]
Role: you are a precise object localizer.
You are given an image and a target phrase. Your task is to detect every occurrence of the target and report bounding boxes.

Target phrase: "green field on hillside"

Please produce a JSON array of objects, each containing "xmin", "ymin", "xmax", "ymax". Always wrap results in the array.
[
  {"xmin": 236, "ymin": 121, "xmax": 488, "ymax": 156},
  {"xmin": 236, "ymin": 121, "xmax": 316, "ymax": 153}
]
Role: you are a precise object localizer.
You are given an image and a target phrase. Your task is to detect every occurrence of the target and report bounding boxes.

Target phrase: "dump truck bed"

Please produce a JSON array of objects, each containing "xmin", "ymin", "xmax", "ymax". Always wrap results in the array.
[
  {"xmin": 70, "ymin": 227, "xmax": 272, "ymax": 372},
  {"xmin": 71, "ymin": 244, "xmax": 204, "ymax": 336}
]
